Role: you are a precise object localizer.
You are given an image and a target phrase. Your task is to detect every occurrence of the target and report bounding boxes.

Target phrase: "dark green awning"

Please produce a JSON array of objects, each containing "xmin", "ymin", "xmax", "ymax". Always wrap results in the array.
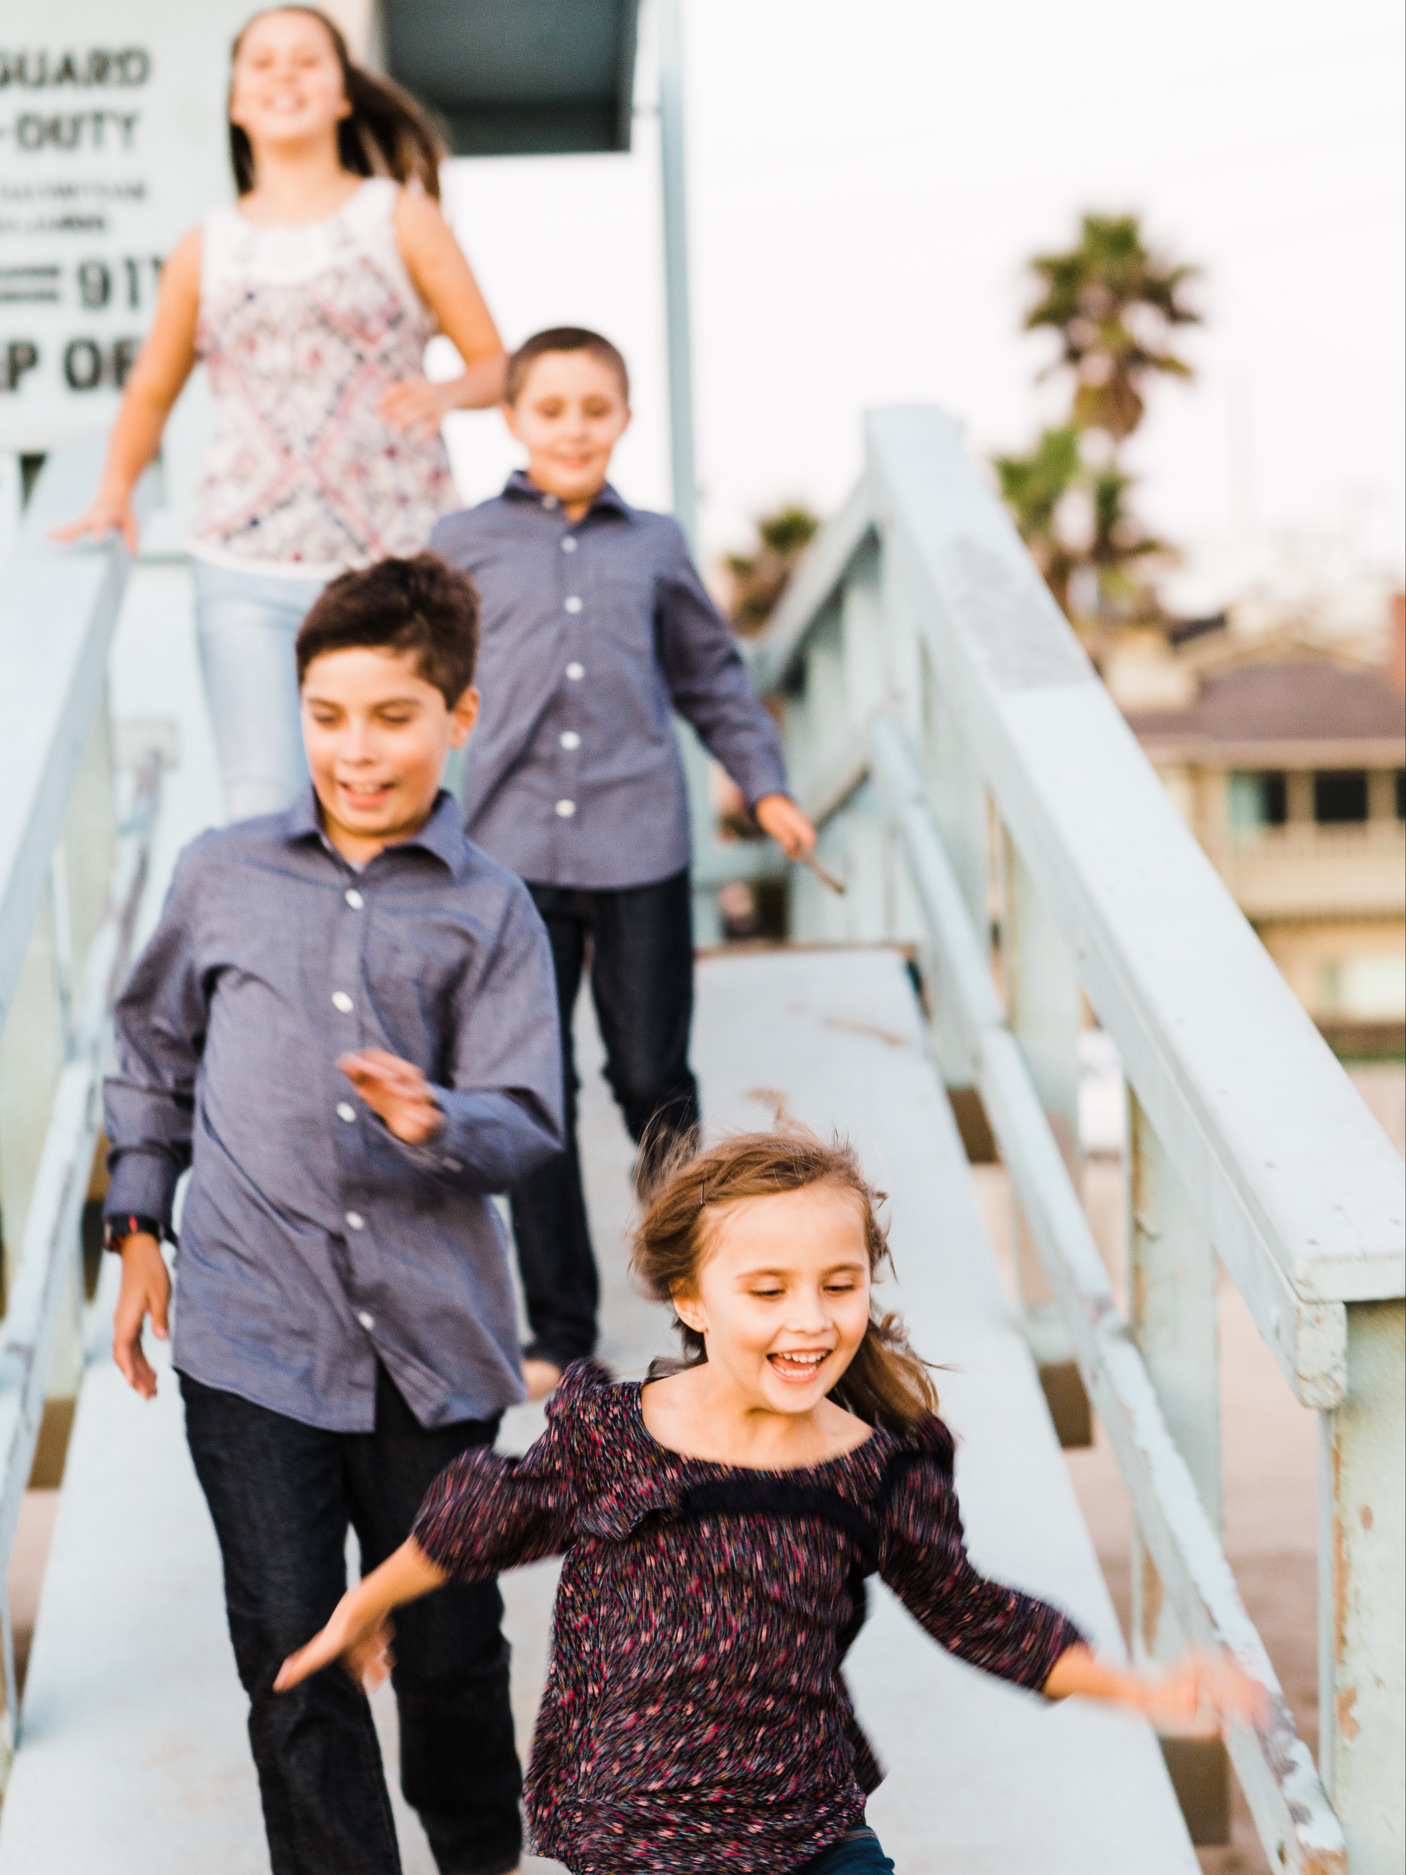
[{"xmin": 382, "ymin": 0, "xmax": 641, "ymax": 156}]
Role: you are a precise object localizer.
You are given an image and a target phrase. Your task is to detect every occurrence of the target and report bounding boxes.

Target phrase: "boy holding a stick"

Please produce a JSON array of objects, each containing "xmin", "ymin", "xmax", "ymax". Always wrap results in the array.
[{"xmin": 431, "ymin": 327, "xmax": 818, "ymax": 1393}]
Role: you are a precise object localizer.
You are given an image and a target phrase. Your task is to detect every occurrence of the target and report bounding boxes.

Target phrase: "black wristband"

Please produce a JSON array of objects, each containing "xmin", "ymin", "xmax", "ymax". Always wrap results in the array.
[{"xmin": 103, "ymin": 1213, "xmax": 164, "ymax": 1254}]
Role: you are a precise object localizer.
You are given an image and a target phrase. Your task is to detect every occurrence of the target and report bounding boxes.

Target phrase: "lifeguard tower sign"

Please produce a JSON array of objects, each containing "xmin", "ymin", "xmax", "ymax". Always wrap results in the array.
[
  {"xmin": 0, "ymin": 1, "xmax": 252, "ymax": 453},
  {"xmin": 1, "ymin": 1, "xmax": 646, "ymax": 454}
]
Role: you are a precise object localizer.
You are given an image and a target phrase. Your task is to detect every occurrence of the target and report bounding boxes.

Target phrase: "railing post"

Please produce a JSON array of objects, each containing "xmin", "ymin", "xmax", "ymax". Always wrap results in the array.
[
  {"xmin": 918, "ymin": 653, "xmax": 994, "ymax": 1154},
  {"xmin": 1318, "ymin": 1297, "xmax": 1405, "ymax": 1874},
  {"xmin": 27, "ymin": 691, "xmax": 117, "ymax": 1486},
  {"xmin": 837, "ymin": 547, "xmax": 888, "ymax": 944},
  {"xmin": 1001, "ymin": 835, "xmax": 1092, "ymax": 1446},
  {"xmin": 1127, "ymin": 1089, "xmax": 1230, "ymax": 1842},
  {"xmin": 788, "ymin": 608, "xmax": 849, "ymax": 942},
  {"xmin": 0, "ymin": 890, "xmax": 65, "ymax": 1310}
]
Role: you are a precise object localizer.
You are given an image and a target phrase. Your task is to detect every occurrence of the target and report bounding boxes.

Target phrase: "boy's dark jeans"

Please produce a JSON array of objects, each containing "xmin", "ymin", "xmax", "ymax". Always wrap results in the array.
[
  {"xmin": 182, "ymin": 1364, "xmax": 521, "ymax": 1875},
  {"xmin": 512, "ymin": 868, "xmax": 700, "ymax": 1366}
]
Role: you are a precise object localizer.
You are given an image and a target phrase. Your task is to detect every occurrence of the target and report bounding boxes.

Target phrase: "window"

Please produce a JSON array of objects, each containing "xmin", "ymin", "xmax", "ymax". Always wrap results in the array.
[
  {"xmin": 1228, "ymin": 770, "xmax": 1288, "ymax": 832},
  {"xmin": 1335, "ymin": 955, "xmax": 1406, "ymax": 1019},
  {"xmin": 1313, "ymin": 770, "xmax": 1369, "ymax": 824}
]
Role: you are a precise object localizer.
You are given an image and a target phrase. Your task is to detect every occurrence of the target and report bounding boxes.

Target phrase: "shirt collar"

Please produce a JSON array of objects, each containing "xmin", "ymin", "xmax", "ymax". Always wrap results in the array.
[
  {"xmin": 282, "ymin": 785, "xmax": 465, "ymax": 874},
  {"xmin": 503, "ymin": 469, "xmax": 633, "ymax": 522}
]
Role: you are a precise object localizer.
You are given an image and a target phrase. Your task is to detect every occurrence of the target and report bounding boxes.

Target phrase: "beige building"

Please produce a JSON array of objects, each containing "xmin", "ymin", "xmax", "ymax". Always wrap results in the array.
[{"xmin": 1106, "ymin": 605, "xmax": 1405, "ymax": 1053}]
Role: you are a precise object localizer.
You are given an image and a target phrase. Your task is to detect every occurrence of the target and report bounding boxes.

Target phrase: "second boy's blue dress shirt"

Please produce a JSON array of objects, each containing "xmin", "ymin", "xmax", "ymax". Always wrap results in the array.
[
  {"xmin": 102, "ymin": 791, "xmax": 564, "ymax": 1432},
  {"xmin": 430, "ymin": 474, "xmax": 790, "ymax": 891}
]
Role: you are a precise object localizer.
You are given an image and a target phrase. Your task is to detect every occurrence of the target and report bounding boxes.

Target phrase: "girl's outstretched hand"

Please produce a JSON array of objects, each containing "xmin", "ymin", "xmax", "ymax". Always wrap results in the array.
[
  {"xmin": 1137, "ymin": 1651, "xmax": 1268, "ymax": 1735},
  {"xmin": 1044, "ymin": 1642, "xmax": 1267, "ymax": 1734},
  {"xmin": 275, "ymin": 1593, "xmax": 394, "ymax": 1694},
  {"xmin": 275, "ymin": 1538, "xmax": 447, "ymax": 1695}
]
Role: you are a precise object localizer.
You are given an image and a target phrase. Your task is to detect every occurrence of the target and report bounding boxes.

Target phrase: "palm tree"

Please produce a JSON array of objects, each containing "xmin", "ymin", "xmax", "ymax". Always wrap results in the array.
[
  {"xmin": 1087, "ymin": 463, "xmax": 1162, "ymax": 591},
  {"xmin": 994, "ymin": 426, "xmax": 1082, "ymax": 614},
  {"xmin": 995, "ymin": 429, "xmax": 1164, "ymax": 625},
  {"xmin": 724, "ymin": 504, "xmax": 820, "ymax": 636},
  {"xmin": 1025, "ymin": 213, "xmax": 1199, "ymax": 448}
]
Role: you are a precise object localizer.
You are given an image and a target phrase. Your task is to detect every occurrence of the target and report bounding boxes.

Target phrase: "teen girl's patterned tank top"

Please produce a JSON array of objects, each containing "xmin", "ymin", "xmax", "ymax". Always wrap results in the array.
[{"xmin": 190, "ymin": 178, "xmax": 455, "ymax": 576}]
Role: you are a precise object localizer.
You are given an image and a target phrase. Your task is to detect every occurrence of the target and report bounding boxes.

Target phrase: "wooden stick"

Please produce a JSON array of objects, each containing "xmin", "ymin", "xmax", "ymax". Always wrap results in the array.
[{"xmin": 801, "ymin": 852, "xmax": 847, "ymax": 896}]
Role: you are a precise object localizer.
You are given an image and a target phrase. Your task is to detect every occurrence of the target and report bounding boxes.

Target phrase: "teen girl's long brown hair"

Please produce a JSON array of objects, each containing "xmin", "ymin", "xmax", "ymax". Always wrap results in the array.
[
  {"xmin": 229, "ymin": 7, "xmax": 445, "ymax": 199},
  {"xmin": 632, "ymin": 1127, "xmax": 940, "ymax": 1436}
]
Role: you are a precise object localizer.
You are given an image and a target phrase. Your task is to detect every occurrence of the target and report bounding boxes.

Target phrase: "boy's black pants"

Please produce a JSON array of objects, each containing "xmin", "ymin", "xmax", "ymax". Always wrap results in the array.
[
  {"xmin": 512, "ymin": 868, "xmax": 700, "ymax": 1367},
  {"xmin": 182, "ymin": 1364, "xmax": 520, "ymax": 1875}
]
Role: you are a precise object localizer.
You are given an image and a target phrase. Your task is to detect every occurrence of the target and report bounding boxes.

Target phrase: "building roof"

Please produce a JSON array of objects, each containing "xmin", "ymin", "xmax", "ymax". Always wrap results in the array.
[{"xmin": 1127, "ymin": 661, "xmax": 1405, "ymax": 767}]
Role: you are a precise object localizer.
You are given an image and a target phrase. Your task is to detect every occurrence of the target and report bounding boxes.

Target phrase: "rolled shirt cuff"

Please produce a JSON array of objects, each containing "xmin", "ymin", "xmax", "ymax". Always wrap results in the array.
[
  {"xmin": 104, "ymin": 1147, "xmax": 181, "ymax": 1233},
  {"xmin": 378, "ymin": 1085, "xmax": 563, "ymax": 1193}
]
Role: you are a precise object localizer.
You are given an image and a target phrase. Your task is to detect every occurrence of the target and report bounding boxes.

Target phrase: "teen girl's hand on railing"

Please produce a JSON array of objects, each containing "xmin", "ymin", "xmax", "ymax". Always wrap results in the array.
[
  {"xmin": 1043, "ymin": 1643, "xmax": 1267, "ymax": 1732},
  {"xmin": 275, "ymin": 1538, "xmax": 446, "ymax": 1693},
  {"xmin": 49, "ymin": 486, "xmax": 142, "ymax": 553},
  {"xmin": 755, "ymin": 793, "xmax": 817, "ymax": 860},
  {"xmin": 112, "ymin": 1232, "xmax": 172, "ymax": 1400}
]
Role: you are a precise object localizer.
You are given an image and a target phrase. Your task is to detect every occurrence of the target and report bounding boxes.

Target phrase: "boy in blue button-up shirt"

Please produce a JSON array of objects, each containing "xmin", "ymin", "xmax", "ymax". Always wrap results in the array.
[
  {"xmin": 431, "ymin": 328, "xmax": 816, "ymax": 1394},
  {"xmin": 103, "ymin": 554, "xmax": 562, "ymax": 1875}
]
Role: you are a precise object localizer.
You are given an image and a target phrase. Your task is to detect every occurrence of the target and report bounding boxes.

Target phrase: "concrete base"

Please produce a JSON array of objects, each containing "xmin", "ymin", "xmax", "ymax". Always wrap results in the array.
[
  {"xmin": 1037, "ymin": 1358, "xmax": 1095, "ymax": 1450},
  {"xmin": 1160, "ymin": 1737, "xmax": 1232, "ymax": 1846},
  {"xmin": 25, "ymin": 1400, "xmax": 76, "ymax": 1491}
]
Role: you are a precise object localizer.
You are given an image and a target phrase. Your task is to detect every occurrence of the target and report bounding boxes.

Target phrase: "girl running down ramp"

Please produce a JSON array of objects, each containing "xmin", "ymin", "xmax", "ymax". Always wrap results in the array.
[{"xmin": 277, "ymin": 1128, "xmax": 1258, "ymax": 1874}]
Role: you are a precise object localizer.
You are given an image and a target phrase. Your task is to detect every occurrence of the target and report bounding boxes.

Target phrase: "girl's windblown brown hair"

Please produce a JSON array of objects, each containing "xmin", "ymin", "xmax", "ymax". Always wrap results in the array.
[
  {"xmin": 230, "ymin": 8, "xmax": 445, "ymax": 198},
  {"xmin": 631, "ymin": 1127, "xmax": 939, "ymax": 1436}
]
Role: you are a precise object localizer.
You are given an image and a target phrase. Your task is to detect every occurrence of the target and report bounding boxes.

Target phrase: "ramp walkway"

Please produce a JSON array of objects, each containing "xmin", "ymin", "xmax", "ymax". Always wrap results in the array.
[
  {"xmin": 2, "ymin": 423, "xmax": 1401, "ymax": 1874},
  {"xmin": 0, "ymin": 946, "xmax": 1196, "ymax": 1875}
]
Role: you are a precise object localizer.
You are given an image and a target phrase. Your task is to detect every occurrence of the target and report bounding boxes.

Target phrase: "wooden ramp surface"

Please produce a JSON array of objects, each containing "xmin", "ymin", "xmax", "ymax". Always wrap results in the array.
[{"xmin": 0, "ymin": 946, "xmax": 1197, "ymax": 1873}]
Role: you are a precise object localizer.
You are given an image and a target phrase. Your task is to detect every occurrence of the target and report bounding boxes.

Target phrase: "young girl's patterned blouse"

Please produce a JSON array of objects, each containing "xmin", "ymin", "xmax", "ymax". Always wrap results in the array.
[{"xmin": 413, "ymin": 1361, "xmax": 1084, "ymax": 1875}]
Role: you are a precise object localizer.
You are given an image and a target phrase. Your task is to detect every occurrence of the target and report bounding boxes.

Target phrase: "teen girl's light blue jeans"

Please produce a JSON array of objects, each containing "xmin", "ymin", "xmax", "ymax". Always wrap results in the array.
[{"xmin": 192, "ymin": 559, "xmax": 325, "ymax": 824}]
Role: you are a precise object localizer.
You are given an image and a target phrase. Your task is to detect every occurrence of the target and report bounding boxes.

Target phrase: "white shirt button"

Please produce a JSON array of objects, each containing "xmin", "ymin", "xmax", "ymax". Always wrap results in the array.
[
  {"xmin": 565, "ymin": 661, "xmax": 584, "ymax": 681},
  {"xmin": 561, "ymin": 536, "xmax": 577, "ymax": 553},
  {"xmin": 541, "ymin": 493, "xmax": 559, "ymax": 511},
  {"xmin": 336, "ymin": 1102, "xmax": 357, "ymax": 1123},
  {"xmin": 564, "ymin": 595, "xmax": 583, "ymax": 614},
  {"xmin": 357, "ymin": 1311, "xmax": 376, "ymax": 1331},
  {"xmin": 344, "ymin": 888, "xmax": 364, "ymax": 910},
  {"xmin": 555, "ymin": 799, "xmax": 577, "ymax": 818},
  {"xmin": 345, "ymin": 1211, "xmax": 365, "ymax": 1231},
  {"xmin": 332, "ymin": 991, "xmax": 353, "ymax": 1014},
  {"xmin": 560, "ymin": 730, "xmax": 581, "ymax": 750}
]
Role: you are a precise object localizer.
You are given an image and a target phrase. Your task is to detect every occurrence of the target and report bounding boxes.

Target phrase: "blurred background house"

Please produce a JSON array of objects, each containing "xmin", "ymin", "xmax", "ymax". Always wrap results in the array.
[{"xmin": 1106, "ymin": 592, "xmax": 1404, "ymax": 1055}]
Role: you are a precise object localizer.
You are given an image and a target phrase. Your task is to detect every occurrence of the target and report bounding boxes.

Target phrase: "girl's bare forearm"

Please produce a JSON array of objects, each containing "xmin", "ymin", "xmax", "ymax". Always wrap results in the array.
[
  {"xmin": 98, "ymin": 389, "xmax": 175, "ymax": 498},
  {"xmin": 355, "ymin": 1537, "xmax": 447, "ymax": 1617},
  {"xmin": 1043, "ymin": 1644, "xmax": 1145, "ymax": 1707}
]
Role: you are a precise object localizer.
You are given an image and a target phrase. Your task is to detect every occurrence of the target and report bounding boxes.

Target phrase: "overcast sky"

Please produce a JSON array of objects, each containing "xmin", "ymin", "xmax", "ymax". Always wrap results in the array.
[{"xmin": 438, "ymin": 0, "xmax": 1404, "ymax": 604}]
